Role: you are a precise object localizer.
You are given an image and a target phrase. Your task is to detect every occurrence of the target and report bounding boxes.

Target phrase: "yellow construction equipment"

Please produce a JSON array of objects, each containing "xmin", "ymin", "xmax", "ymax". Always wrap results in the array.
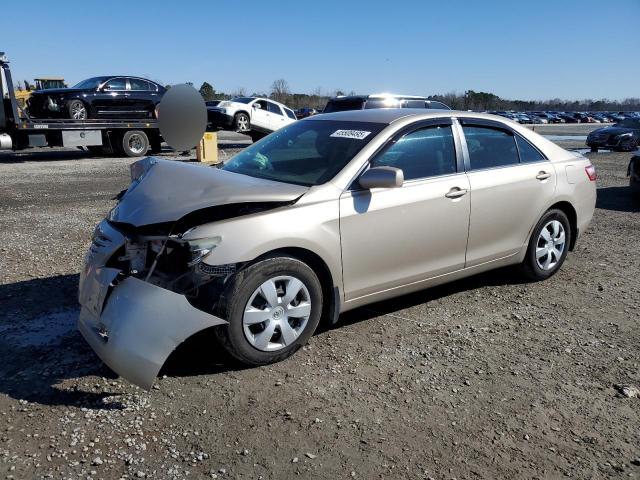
[
  {"xmin": 14, "ymin": 77, "xmax": 67, "ymax": 108},
  {"xmin": 196, "ymin": 131, "xmax": 219, "ymax": 164}
]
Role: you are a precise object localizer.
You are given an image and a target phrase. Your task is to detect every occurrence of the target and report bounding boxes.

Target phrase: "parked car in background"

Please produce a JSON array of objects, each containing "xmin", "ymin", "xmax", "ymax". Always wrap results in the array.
[
  {"xmin": 586, "ymin": 117, "xmax": 640, "ymax": 152},
  {"xmin": 515, "ymin": 114, "xmax": 533, "ymax": 124},
  {"xmin": 27, "ymin": 76, "xmax": 166, "ymax": 120},
  {"xmin": 557, "ymin": 113, "xmax": 579, "ymax": 123},
  {"xmin": 323, "ymin": 94, "xmax": 451, "ymax": 112},
  {"xmin": 295, "ymin": 107, "xmax": 319, "ymax": 119},
  {"xmin": 207, "ymin": 96, "xmax": 297, "ymax": 138},
  {"xmin": 206, "ymin": 100, "xmax": 221, "ymax": 107},
  {"xmin": 78, "ymin": 109, "xmax": 596, "ymax": 389}
]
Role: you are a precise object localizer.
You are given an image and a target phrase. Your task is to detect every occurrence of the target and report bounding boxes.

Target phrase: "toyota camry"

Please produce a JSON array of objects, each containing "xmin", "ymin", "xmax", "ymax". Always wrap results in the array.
[{"xmin": 78, "ymin": 109, "xmax": 597, "ymax": 389}]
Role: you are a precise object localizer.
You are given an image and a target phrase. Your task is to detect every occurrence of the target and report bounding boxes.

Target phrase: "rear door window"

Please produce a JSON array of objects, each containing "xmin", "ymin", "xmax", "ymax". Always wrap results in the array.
[
  {"xmin": 371, "ymin": 125, "xmax": 457, "ymax": 180},
  {"xmin": 515, "ymin": 134, "xmax": 546, "ymax": 163},
  {"xmin": 267, "ymin": 102, "xmax": 283, "ymax": 115},
  {"xmin": 462, "ymin": 125, "xmax": 519, "ymax": 170},
  {"xmin": 129, "ymin": 78, "xmax": 151, "ymax": 91}
]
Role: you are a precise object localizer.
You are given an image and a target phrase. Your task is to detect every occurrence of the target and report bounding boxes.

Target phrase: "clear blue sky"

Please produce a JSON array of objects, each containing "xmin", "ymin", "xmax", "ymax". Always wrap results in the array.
[{"xmin": 3, "ymin": 0, "xmax": 638, "ymax": 101}]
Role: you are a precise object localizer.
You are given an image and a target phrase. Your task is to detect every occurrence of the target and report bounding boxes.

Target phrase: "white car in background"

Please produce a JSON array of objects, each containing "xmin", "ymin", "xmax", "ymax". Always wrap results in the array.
[{"xmin": 208, "ymin": 96, "xmax": 297, "ymax": 139}]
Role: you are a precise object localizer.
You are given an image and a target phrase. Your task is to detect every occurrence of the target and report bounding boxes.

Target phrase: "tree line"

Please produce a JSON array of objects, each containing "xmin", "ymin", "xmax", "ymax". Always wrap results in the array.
[{"xmin": 197, "ymin": 80, "xmax": 640, "ymax": 112}]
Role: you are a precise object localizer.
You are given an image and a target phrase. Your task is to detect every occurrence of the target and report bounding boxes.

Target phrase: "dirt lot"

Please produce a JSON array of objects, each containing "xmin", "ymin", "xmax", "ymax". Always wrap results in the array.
[{"xmin": 0, "ymin": 131, "xmax": 638, "ymax": 480}]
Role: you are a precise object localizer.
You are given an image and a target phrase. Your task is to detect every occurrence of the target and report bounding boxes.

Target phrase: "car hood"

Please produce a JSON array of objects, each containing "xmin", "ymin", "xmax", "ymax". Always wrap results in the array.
[
  {"xmin": 590, "ymin": 126, "xmax": 635, "ymax": 136},
  {"xmin": 31, "ymin": 88, "xmax": 84, "ymax": 95},
  {"xmin": 110, "ymin": 158, "xmax": 309, "ymax": 227}
]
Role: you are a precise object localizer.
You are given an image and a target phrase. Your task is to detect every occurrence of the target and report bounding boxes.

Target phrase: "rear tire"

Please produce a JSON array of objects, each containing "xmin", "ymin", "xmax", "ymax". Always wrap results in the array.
[
  {"xmin": 520, "ymin": 209, "xmax": 571, "ymax": 281},
  {"xmin": 214, "ymin": 257, "xmax": 323, "ymax": 366},
  {"xmin": 120, "ymin": 130, "xmax": 149, "ymax": 157},
  {"xmin": 621, "ymin": 138, "xmax": 638, "ymax": 152}
]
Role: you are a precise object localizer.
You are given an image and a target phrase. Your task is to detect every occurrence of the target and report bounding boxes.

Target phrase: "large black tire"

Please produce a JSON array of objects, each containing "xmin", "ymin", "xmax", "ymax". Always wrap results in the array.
[
  {"xmin": 234, "ymin": 112, "xmax": 250, "ymax": 132},
  {"xmin": 520, "ymin": 209, "xmax": 571, "ymax": 281},
  {"xmin": 214, "ymin": 257, "xmax": 323, "ymax": 366},
  {"xmin": 120, "ymin": 130, "xmax": 149, "ymax": 157},
  {"xmin": 68, "ymin": 99, "xmax": 88, "ymax": 120}
]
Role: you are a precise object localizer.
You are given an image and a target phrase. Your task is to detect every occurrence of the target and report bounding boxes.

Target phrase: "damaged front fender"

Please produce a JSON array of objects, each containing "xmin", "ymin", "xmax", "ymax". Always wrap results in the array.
[{"xmin": 78, "ymin": 274, "xmax": 227, "ymax": 390}]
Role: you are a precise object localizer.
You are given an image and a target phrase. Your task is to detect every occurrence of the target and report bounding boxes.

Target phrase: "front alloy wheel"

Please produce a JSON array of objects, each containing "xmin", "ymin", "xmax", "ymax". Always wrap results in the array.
[
  {"xmin": 243, "ymin": 276, "xmax": 312, "ymax": 352},
  {"xmin": 69, "ymin": 100, "xmax": 87, "ymax": 120},
  {"xmin": 235, "ymin": 113, "xmax": 250, "ymax": 132},
  {"xmin": 214, "ymin": 257, "xmax": 323, "ymax": 366}
]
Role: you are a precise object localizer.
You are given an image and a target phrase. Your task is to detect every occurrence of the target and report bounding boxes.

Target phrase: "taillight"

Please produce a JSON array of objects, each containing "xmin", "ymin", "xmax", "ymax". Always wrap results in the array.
[{"xmin": 585, "ymin": 164, "xmax": 597, "ymax": 181}]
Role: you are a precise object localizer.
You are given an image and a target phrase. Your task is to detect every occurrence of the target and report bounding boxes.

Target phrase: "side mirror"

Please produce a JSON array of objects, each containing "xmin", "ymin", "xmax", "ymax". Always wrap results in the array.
[
  {"xmin": 252, "ymin": 103, "xmax": 261, "ymax": 109},
  {"xmin": 358, "ymin": 166, "xmax": 404, "ymax": 189}
]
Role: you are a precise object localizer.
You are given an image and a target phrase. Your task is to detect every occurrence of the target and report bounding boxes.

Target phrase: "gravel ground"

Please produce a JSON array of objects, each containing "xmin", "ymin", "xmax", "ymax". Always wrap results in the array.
[{"xmin": 0, "ymin": 128, "xmax": 638, "ymax": 480}]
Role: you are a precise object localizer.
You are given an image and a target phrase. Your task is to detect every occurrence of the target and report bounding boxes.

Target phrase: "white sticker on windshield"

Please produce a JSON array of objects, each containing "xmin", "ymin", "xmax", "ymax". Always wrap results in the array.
[{"xmin": 330, "ymin": 129, "xmax": 372, "ymax": 140}]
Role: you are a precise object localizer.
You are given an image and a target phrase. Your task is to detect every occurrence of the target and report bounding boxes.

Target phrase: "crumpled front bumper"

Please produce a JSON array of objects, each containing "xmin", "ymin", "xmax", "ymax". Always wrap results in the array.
[{"xmin": 78, "ymin": 220, "xmax": 227, "ymax": 389}]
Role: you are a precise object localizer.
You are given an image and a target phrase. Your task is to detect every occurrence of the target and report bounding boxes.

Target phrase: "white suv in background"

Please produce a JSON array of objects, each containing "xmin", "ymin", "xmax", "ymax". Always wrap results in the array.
[{"xmin": 208, "ymin": 96, "xmax": 297, "ymax": 138}]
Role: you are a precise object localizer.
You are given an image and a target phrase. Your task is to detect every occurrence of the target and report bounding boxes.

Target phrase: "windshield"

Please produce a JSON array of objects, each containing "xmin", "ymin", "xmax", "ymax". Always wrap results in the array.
[
  {"xmin": 222, "ymin": 120, "xmax": 386, "ymax": 186},
  {"xmin": 231, "ymin": 97, "xmax": 255, "ymax": 104},
  {"xmin": 72, "ymin": 77, "xmax": 107, "ymax": 89}
]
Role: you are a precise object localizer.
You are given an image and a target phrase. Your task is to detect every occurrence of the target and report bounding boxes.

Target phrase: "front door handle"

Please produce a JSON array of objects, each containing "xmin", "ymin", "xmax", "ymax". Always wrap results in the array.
[
  {"xmin": 536, "ymin": 171, "xmax": 551, "ymax": 180},
  {"xmin": 445, "ymin": 187, "xmax": 468, "ymax": 199}
]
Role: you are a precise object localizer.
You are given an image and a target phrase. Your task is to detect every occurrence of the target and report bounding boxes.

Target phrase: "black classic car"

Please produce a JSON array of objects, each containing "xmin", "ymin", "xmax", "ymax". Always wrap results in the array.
[
  {"xmin": 586, "ymin": 118, "xmax": 640, "ymax": 152},
  {"xmin": 27, "ymin": 76, "xmax": 166, "ymax": 120}
]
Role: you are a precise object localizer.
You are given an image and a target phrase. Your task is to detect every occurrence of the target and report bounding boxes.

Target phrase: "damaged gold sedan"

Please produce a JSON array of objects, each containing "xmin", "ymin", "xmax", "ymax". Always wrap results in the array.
[{"xmin": 79, "ymin": 109, "xmax": 596, "ymax": 388}]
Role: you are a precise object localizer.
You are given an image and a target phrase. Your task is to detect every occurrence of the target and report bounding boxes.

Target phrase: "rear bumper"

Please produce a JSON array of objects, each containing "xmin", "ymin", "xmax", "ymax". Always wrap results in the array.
[{"xmin": 207, "ymin": 109, "xmax": 234, "ymax": 129}]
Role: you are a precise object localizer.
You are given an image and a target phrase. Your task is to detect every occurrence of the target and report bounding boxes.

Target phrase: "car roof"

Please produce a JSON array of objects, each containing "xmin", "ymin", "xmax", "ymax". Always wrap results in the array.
[
  {"xmin": 329, "ymin": 94, "xmax": 429, "ymax": 101},
  {"xmin": 244, "ymin": 97, "xmax": 292, "ymax": 109},
  {"xmin": 307, "ymin": 108, "xmax": 479, "ymax": 124}
]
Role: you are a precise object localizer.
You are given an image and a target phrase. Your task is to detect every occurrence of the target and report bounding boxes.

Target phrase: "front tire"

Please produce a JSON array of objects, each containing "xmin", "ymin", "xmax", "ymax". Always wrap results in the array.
[
  {"xmin": 68, "ymin": 100, "xmax": 88, "ymax": 120},
  {"xmin": 234, "ymin": 112, "xmax": 250, "ymax": 132},
  {"xmin": 215, "ymin": 257, "xmax": 323, "ymax": 366},
  {"xmin": 520, "ymin": 209, "xmax": 571, "ymax": 281}
]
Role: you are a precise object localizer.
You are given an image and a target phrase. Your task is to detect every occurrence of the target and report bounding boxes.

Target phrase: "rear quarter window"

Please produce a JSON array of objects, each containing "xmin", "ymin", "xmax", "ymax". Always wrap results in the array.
[{"xmin": 515, "ymin": 135, "xmax": 546, "ymax": 163}]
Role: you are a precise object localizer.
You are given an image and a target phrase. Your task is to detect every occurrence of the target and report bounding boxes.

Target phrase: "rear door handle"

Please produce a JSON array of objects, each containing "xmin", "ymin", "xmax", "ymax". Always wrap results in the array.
[
  {"xmin": 445, "ymin": 187, "xmax": 468, "ymax": 199},
  {"xmin": 536, "ymin": 171, "xmax": 551, "ymax": 180}
]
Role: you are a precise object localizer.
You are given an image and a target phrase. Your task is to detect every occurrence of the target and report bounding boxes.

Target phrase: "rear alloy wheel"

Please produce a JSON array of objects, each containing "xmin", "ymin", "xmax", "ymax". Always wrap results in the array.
[
  {"xmin": 120, "ymin": 130, "xmax": 149, "ymax": 157},
  {"xmin": 214, "ymin": 257, "xmax": 323, "ymax": 366},
  {"xmin": 521, "ymin": 209, "xmax": 571, "ymax": 280},
  {"xmin": 234, "ymin": 112, "xmax": 250, "ymax": 132},
  {"xmin": 68, "ymin": 100, "xmax": 88, "ymax": 120}
]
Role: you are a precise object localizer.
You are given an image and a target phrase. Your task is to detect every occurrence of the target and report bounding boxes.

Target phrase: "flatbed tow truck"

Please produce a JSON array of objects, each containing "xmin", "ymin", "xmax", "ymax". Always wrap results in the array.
[{"xmin": 0, "ymin": 52, "xmax": 161, "ymax": 157}]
